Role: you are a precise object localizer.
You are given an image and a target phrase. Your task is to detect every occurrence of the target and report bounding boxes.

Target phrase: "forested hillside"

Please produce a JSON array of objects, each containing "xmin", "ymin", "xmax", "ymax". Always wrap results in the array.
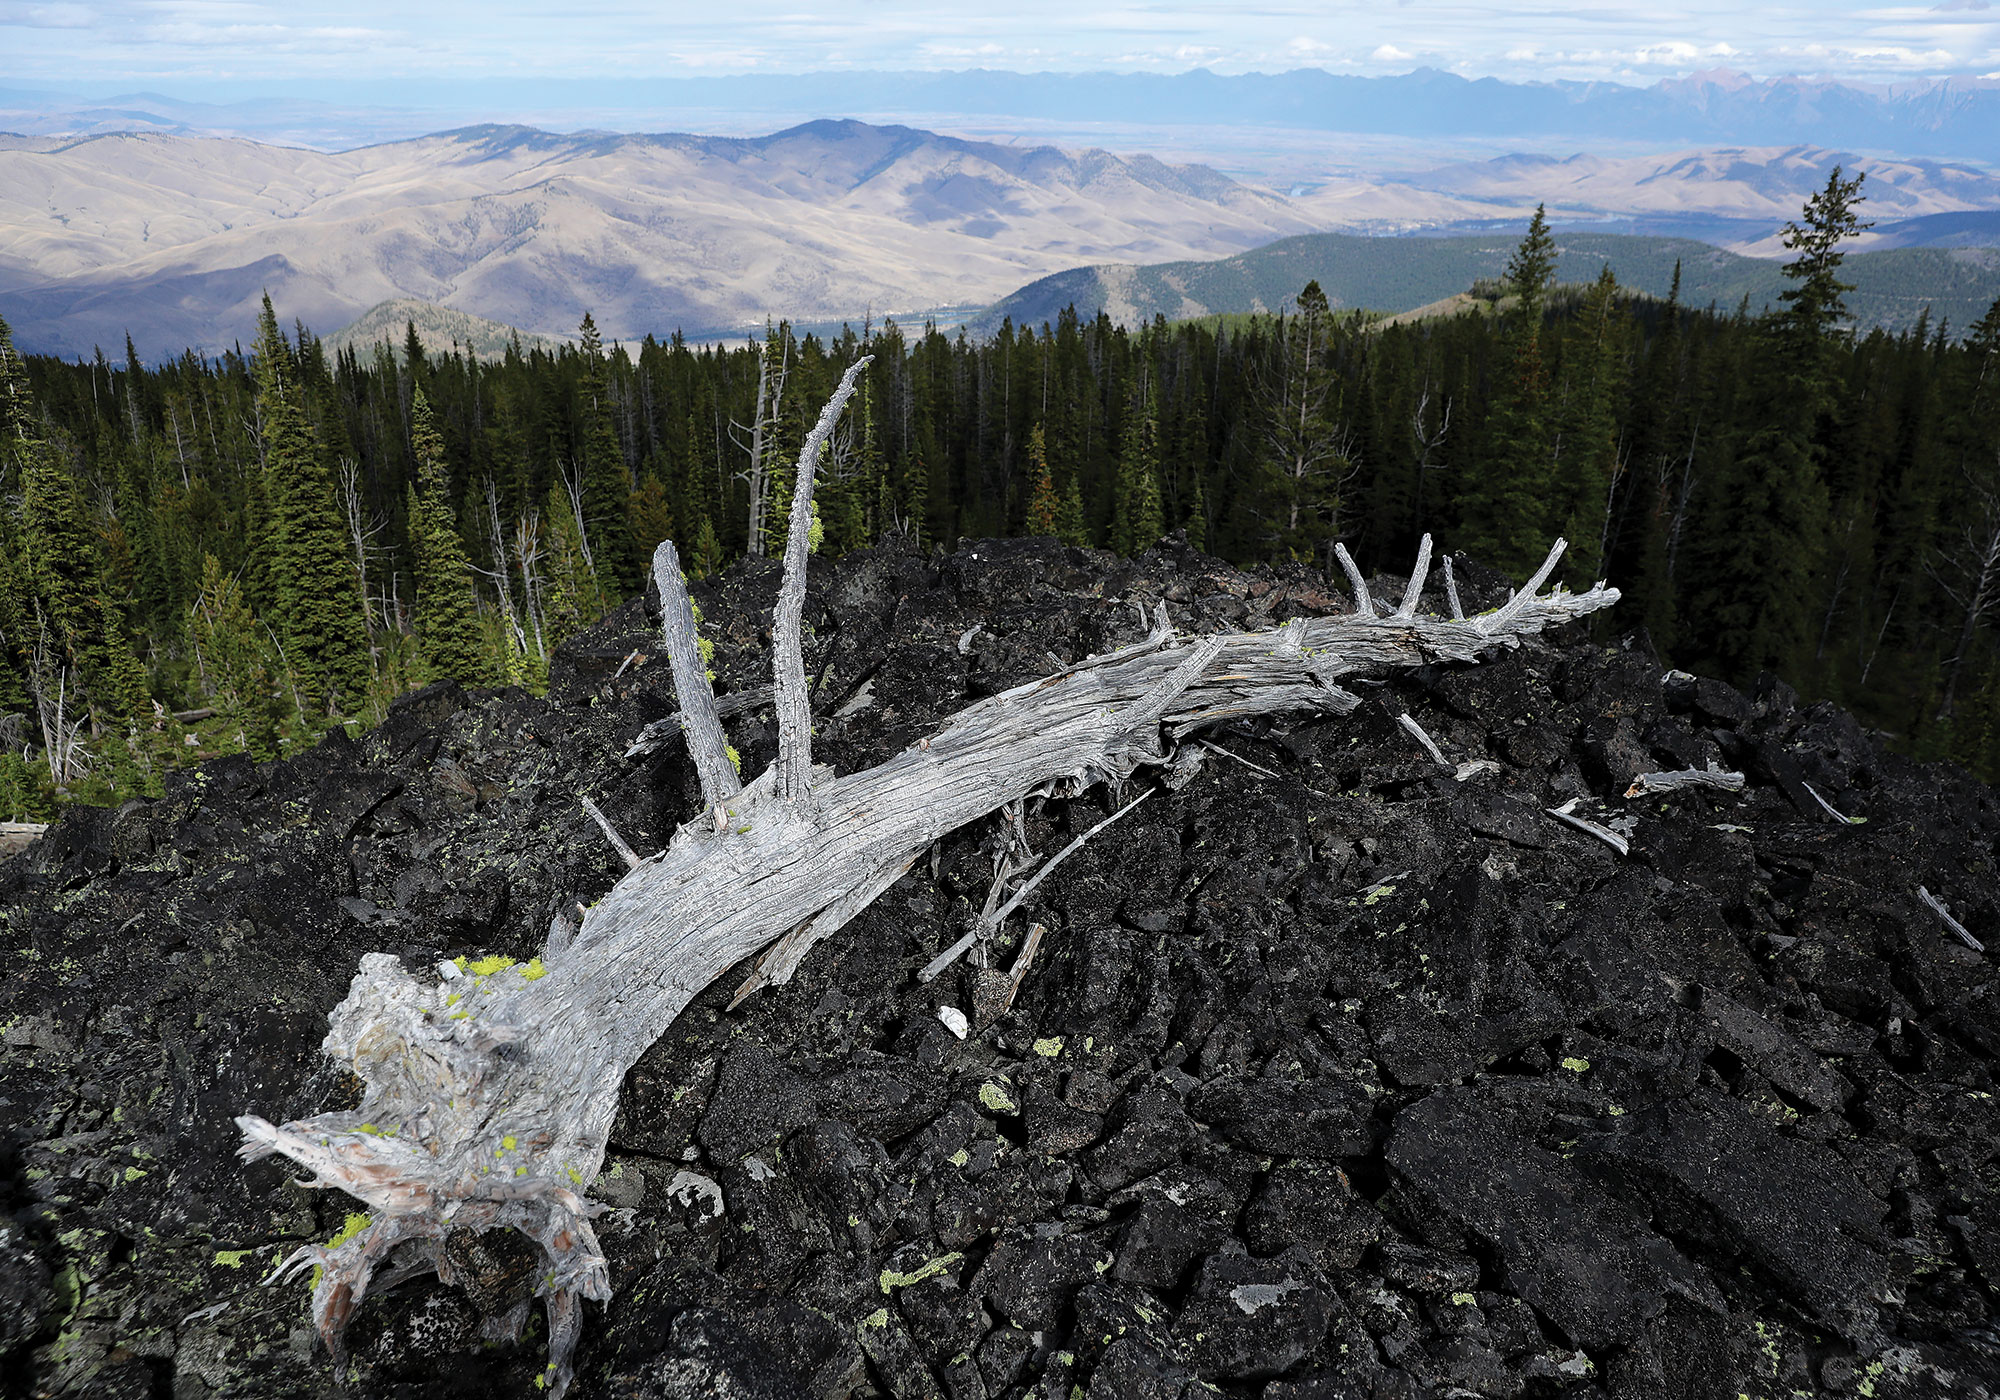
[
  {"xmin": 972, "ymin": 229, "xmax": 2000, "ymax": 338},
  {"xmin": 5, "ymin": 177, "xmax": 2000, "ymax": 818}
]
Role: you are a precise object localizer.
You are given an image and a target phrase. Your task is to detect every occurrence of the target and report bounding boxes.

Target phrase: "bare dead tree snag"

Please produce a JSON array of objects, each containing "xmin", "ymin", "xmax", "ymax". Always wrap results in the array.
[{"xmin": 236, "ymin": 366, "xmax": 1619, "ymax": 1394}]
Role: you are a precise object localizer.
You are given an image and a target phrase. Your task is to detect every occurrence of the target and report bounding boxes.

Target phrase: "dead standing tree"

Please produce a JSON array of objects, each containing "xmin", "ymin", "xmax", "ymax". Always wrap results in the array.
[{"xmin": 236, "ymin": 359, "xmax": 1620, "ymax": 1396}]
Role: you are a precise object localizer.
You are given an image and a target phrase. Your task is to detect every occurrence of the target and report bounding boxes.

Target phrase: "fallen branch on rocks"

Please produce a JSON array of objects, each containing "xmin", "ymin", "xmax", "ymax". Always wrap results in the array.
[
  {"xmin": 234, "ymin": 359, "xmax": 1619, "ymax": 1396},
  {"xmin": 1547, "ymin": 800, "xmax": 1629, "ymax": 856},
  {"xmin": 1917, "ymin": 884, "xmax": 1986, "ymax": 952},
  {"xmin": 1625, "ymin": 767, "xmax": 1746, "ymax": 798}
]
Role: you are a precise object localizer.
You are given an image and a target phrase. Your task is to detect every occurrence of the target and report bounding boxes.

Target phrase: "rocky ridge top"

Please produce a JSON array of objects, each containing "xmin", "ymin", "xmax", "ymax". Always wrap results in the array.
[{"xmin": 0, "ymin": 535, "xmax": 1995, "ymax": 1400}]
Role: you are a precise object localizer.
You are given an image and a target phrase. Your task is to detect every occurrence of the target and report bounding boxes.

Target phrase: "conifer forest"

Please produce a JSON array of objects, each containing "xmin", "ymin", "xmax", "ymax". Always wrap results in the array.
[{"xmin": 6, "ymin": 176, "xmax": 2000, "ymax": 819}]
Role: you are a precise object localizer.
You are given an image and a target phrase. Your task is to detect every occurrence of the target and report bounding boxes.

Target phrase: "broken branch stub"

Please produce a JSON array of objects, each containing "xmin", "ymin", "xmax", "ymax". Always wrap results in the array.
[
  {"xmin": 236, "ymin": 512, "xmax": 1618, "ymax": 1395},
  {"xmin": 650, "ymin": 539, "xmax": 738, "ymax": 811}
]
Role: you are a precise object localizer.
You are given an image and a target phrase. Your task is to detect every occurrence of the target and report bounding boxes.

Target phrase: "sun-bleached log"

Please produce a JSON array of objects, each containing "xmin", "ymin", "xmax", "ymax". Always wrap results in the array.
[{"xmin": 235, "ymin": 377, "xmax": 1619, "ymax": 1395}]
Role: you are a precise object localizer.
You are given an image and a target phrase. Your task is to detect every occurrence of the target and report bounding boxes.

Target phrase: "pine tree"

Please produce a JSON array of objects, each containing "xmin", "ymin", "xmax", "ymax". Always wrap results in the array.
[
  {"xmin": 1024, "ymin": 424, "xmax": 1061, "ymax": 536},
  {"xmin": 1549, "ymin": 265, "xmax": 1629, "ymax": 583},
  {"xmin": 14, "ymin": 373, "xmax": 146, "ymax": 723},
  {"xmin": 1111, "ymin": 393, "xmax": 1166, "ymax": 556},
  {"xmin": 1685, "ymin": 171, "xmax": 1866, "ymax": 681},
  {"xmin": 629, "ymin": 472, "xmax": 674, "ymax": 560},
  {"xmin": 408, "ymin": 390, "xmax": 489, "ymax": 685},
  {"xmin": 1256, "ymin": 281, "xmax": 1352, "ymax": 563},
  {"xmin": 1055, "ymin": 471, "xmax": 1089, "ymax": 549},
  {"xmin": 542, "ymin": 479, "xmax": 603, "ymax": 646},
  {"xmin": 1185, "ymin": 477, "xmax": 1209, "ymax": 554},
  {"xmin": 690, "ymin": 514, "xmax": 725, "ymax": 580},
  {"xmin": 1463, "ymin": 206, "xmax": 1559, "ymax": 577},
  {"xmin": 189, "ymin": 554, "xmax": 282, "ymax": 758},
  {"xmin": 255, "ymin": 297, "xmax": 371, "ymax": 715},
  {"xmin": 576, "ymin": 313, "xmax": 638, "ymax": 594}
]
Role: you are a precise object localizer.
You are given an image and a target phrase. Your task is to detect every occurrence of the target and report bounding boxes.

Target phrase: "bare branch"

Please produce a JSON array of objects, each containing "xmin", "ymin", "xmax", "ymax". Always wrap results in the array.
[
  {"xmin": 1546, "ymin": 797, "xmax": 1629, "ymax": 856},
  {"xmin": 1394, "ymin": 534, "xmax": 1434, "ymax": 619},
  {"xmin": 1397, "ymin": 712, "xmax": 1451, "ymax": 769},
  {"xmin": 1000, "ymin": 921, "xmax": 1047, "ymax": 1017},
  {"xmin": 1441, "ymin": 554, "xmax": 1465, "ymax": 621},
  {"xmin": 773, "ymin": 356, "xmax": 873, "ymax": 803},
  {"xmin": 1917, "ymin": 885, "xmax": 1986, "ymax": 952},
  {"xmin": 1333, "ymin": 542, "xmax": 1374, "ymax": 618},
  {"xmin": 623, "ymin": 685, "xmax": 774, "ymax": 759},
  {"xmin": 581, "ymin": 797, "xmax": 642, "ymax": 871},
  {"xmin": 920, "ymin": 787, "xmax": 1155, "ymax": 983},
  {"xmin": 650, "ymin": 540, "xmax": 739, "ymax": 810},
  {"xmin": 1482, "ymin": 538, "xmax": 1569, "ymax": 634}
]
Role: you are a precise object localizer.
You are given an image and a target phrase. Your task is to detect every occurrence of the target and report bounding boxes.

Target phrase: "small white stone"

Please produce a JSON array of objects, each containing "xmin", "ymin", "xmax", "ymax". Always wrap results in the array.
[
  {"xmin": 436, "ymin": 961, "xmax": 461, "ymax": 981},
  {"xmin": 937, "ymin": 1005, "xmax": 970, "ymax": 1039},
  {"xmin": 745, "ymin": 1155, "xmax": 776, "ymax": 1182}
]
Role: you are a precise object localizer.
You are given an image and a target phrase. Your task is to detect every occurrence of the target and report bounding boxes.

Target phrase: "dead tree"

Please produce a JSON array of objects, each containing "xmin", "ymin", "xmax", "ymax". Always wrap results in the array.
[{"xmin": 236, "ymin": 360, "xmax": 1619, "ymax": 1396}]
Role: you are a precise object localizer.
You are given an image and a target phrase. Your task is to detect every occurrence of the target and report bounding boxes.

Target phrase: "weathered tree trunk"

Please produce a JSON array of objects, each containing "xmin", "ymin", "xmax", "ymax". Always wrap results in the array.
[{"xmin": 237, "ymin": 361, "xmax": 1619, "ymax": 1396}]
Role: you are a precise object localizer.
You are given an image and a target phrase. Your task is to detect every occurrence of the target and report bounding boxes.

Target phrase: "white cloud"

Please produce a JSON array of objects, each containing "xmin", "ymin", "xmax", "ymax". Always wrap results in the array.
[
  {"xmin": 1370, "ymin": 43, "xmax": 1413, "ymax": 63},
  {"xmin": 0, "ymin": 2, "xmax": 94, "ymax": 27}
]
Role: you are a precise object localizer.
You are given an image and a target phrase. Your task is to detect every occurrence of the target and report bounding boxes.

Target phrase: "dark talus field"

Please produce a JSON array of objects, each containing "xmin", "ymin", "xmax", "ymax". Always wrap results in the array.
[{"xmin": 1, "ymin": 536, "xmax": 1996, "ymax": 1399}]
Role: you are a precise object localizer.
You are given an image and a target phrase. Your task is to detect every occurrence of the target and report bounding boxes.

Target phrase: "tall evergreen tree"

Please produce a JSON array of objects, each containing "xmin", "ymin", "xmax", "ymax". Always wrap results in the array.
[
  {"xmin": 1256, "ymin": 281, "xmax": 1352, "ymax": 564},
  {"xmin": 189, "ymin": 554, "xmax": 283, "ymax": 758},
  {"xmin": 1111, "ymin": 389, "xmax": 1166, "ymax": 556},
  {"xmin": 7, "ymin": 316, "xmax": 147, "ymax": 726},
  {"xmin": 1685, "ymin": 170, "xmax": 1867, "ymax": 680},
  {"xmin": 408, "ymin": 390, "xmax": 490, "ymax": 685},
  {"xmin": 255, "ymin": 296, "xmax": 372, "ymax": 715},
  {"xmin": 576, "ymin": 313, "xmax": 638, "ymax": 593},
  {"xmin": 1463, "ymin": 205, "xmax": 1558, "ymax": 577},
  {"xmin": 542, "ymin": 479, "xmax": 603, "ymax": 646},
  {"xmin": 1024, "ymin": 424, "xmax": 1061, "ymax": 537},
  {"xmin": 1549, "ymin": 265, "xmax": 1630, "ymax": 583}
]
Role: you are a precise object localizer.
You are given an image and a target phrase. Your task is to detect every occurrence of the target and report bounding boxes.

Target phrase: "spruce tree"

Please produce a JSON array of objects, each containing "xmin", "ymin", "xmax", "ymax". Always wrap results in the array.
[
  {"xmin": 577, "ymin": 313, "xmax": 638, "ymax": 594},
  {"xmin": 1055, "ymin": 471, "xmax": 1089, "ymax": 549},
  {"xmin": 1185, "ymin": 478, "xmax": 1209, "ymax": 554},
  {"xmin": 1257, "ymin": 281, "xmax": 1349, "ymax": 563},
  {"xmin": 542, "ymin": 479, "xmax": 603, "ymax": 646},
  {"xmin": 629, "ymin": 471, "xmax": 674, "ymax": 560},
  {"xmin": 1111, "ymin": 393, "xmax": 1166, "ymax": 557},
  {"xmin": 1549, "ymin": 265, "xmax": 1629, "ymax": 583},
  {"xmin": 1024, "ymin": 425, "xmax": 1061, "ymax": 536},
  {"xmin": 408, "ymin": 390, "xmax": 489, "ymax": 685},
  {"xmin": 12, "ymin": 329, "xmax": 146, "ymax": 724},
  {"xmin": 1685, "ymin": 170, "xmax": 1866, "ymax": 681},
  {"xmin": 255, "ymin": 297, "xmax": 371, "ymax": 716},
  {"xmin": 1463, "ymin": 206, "xmax": 1558, "ymax": 577},
  {"xmin": 190, "ymin": 554, "xmax": 282, "ymax": 758}
]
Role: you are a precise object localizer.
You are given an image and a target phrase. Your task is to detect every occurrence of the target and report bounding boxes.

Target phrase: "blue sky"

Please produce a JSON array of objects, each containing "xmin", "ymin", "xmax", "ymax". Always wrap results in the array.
[{"xmin": 2, "ymin": 0, "xmax": 1995, "ymax": 89}]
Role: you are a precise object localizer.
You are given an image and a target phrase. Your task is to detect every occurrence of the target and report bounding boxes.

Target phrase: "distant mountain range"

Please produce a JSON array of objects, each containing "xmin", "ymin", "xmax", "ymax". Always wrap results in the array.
[
  {"xmin": 3, "ymin": 118, "xmax": 1998, "ymax": 361},
  {"xmin": 0, "ymin": 121, "xmax": 1319, "ymax": 360},
  {"xmin": 973, "ymin": 232, "xmax": 2000, "ymax": 339},
  {"xmin": 4, "ymin": 67, "xmax": 1998, "ymax": 164}
]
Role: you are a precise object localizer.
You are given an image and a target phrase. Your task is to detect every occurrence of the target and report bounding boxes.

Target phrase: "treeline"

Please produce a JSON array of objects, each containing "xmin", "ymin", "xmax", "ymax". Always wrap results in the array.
[{"xmin": 5, "ymin": 172, "xmax": 2000, "ymax": 817}]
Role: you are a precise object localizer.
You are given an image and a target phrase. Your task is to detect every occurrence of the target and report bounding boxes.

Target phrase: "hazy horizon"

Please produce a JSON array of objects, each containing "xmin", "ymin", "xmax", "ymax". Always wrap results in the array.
[{"xmin": 3, "ymin": 1, "xmax": 1996, "ymax": 92}]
